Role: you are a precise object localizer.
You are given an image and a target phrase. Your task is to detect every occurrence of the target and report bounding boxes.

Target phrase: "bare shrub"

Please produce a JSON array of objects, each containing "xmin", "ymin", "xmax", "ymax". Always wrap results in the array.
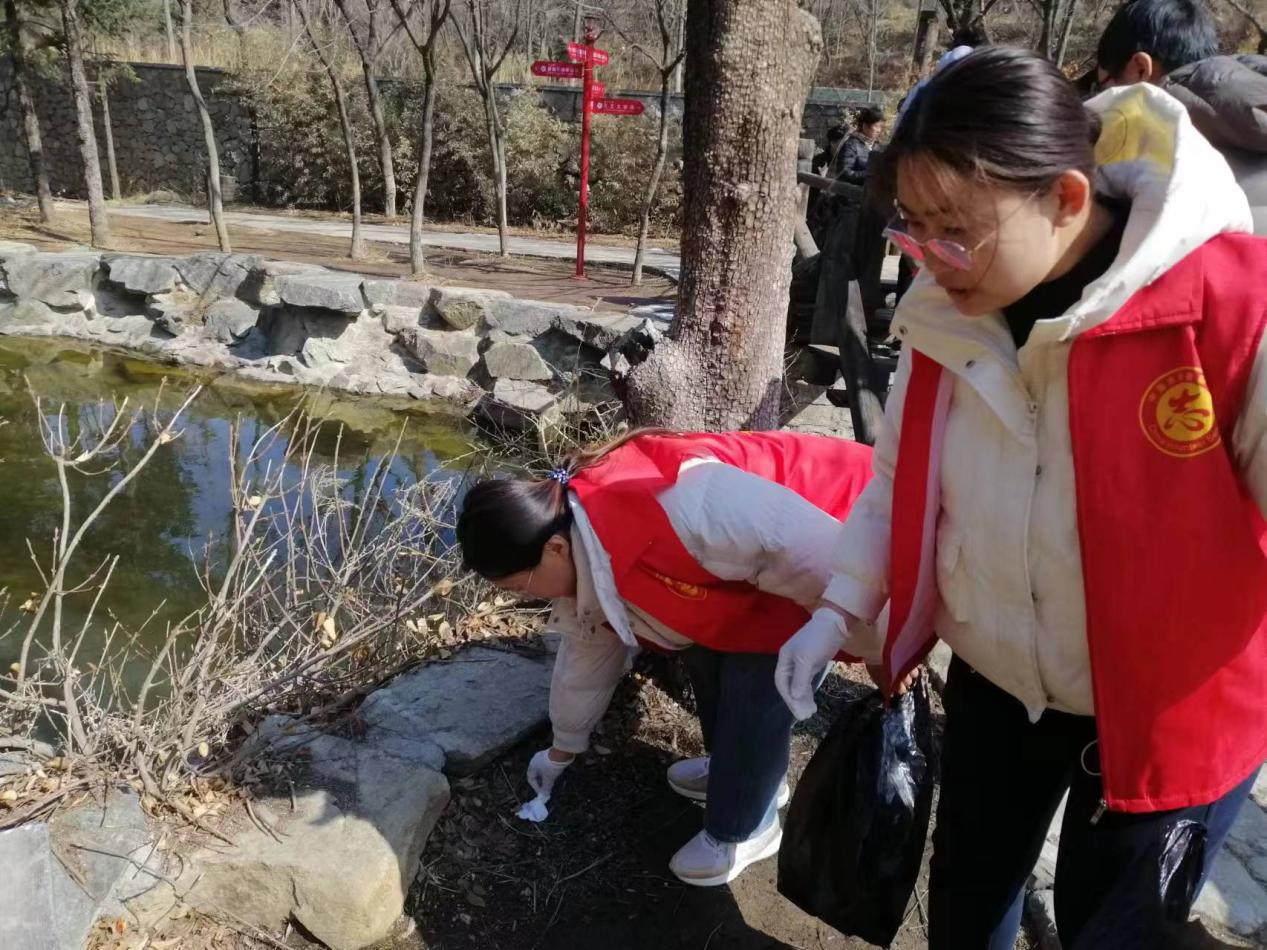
[{"xmin": 0, "ymin": 384, "xmax": 503, "ymax": 830}]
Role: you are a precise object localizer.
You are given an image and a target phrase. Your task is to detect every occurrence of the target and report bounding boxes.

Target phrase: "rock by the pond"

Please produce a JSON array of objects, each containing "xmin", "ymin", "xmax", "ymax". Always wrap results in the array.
[
  {"xmin": 205, "ymin": 298, "xmax": 260, "ymax": 344},
  {"xmin": 405, "ymin": 327, "xmax": 481, "ymax": 377},
  {"xmin": 276, "ymin": 273, "xmax": 368, "ymax": 315},
  {"xmin": 178, "ymin": 758, "xmax": 449, "ymax": 950},
  {"xmin": 251, "ymin": 260, "xmax": 327, "ymax": 306},
  {"xmin": 357, "ymin": 646, "xmax": 554, "ymax": 775},
  {"xmin": 148, "ymin": 292, "xmax": 203, "ymax": 337},
  {"xmin": 105, "ymin": 256, "xmax": 178, "ymax": 295},
  {"xmin": 481, "ymin": 379, "xmax": 561, "ymax": 431},
  {"xmin": 363, "ymin": 279, "xmax": 433, "ymax": 310},
  {"xmin": 377, "ymin": 304, "xmax": 426, "ymax": 335},
  {"xmin": 175, "ymin": 253, "xmax": 261, "ymax": 299},
  {"xmin": 484, "ymin": 338, "xmax": 553, "ymax": 381},
  {"xmin": 0, "ymin": 791, "xmax": 158, "ymax": 950},
  {"xmin": 0, "ymin": 252, "xmax": 99, "ymax": 308},
  {"xmin": 0, "ymin": 298, "xmax": 64, "ymax": 329},
  {"xmin": 430, "ymin": 287, "xmax": 509, "ymax": 331}
]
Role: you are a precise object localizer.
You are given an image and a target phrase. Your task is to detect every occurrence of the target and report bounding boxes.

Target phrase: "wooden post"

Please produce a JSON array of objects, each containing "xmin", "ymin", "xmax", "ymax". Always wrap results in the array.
[{"xmin": 794, "ymin": 138, "xmax": 818, "ymax": 259}]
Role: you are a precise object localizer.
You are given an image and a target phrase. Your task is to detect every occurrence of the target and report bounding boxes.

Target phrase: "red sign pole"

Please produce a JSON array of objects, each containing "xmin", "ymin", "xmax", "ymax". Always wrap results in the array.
[{"xmin": 574, "ymin": 27, "xmax": 597, "ymax": 279}]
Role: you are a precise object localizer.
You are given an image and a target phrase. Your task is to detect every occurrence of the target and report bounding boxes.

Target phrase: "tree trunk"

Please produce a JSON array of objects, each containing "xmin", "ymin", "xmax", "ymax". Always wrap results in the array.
[
  {"xmin": 99, "ymin": 76, "xmax": 121, "ymax": 200},
  {"xmin": 573, "ymin": 0, "xmax": 582, "ymax": 41},
  {"xmin": 1053, "ymin": 0, "xmax": 1079, "ymax": 66},
  {"xmin": 4, "ymin": 0, "xmax": 55, "ymax": 222},
  {"xmin": 333, "ymin": 0, "xmax": 398, "ymax": 219},
  {"xmin": 60, "ymin": 0, "xmax": 110, "ymax": 246},
  {"xmin": 362, "ymin": 67, "xmax": 397, "ymax": 218},
  {"xmin": 632, "ymin": 71, "xmax": 673, "ymax": 286},
  {"xmin": 295, "ymin": 0, "xmax": 362, "ymax": 259},
  {"xmin": 485, "ymin": 90, "xmax": 510, "ymax": 257},
  {"xmin": 180, "ymin": 0, "xmax": 231, "ymax": 251},
  {"xmin": 163, "ymin": 0, "xmax": 177, "ymax": 60},
  {"xmin": 409, "ymin": 71, "xmax": 439, "ymax": 275},
  {"xmin": 624, "ymin": 0, "xmax": 822, "ymax": 430}
]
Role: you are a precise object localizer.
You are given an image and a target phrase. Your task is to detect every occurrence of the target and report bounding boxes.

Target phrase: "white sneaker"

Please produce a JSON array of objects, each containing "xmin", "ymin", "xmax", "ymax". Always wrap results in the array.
[
  {"xmin": 669, "ymin": 820, "xmax": 783, "ymax": 887},
  {"xmin": 666, "ymin": 756, "xmax": 791, "ymax": 808}
]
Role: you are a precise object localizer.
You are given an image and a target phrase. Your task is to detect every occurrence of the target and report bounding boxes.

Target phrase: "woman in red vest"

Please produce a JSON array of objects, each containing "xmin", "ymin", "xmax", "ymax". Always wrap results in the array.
[
  {"xmin": 776, "ymin": 47, "xmax": 1267, "ymax": 948},
  {"xmin": 457, "ymin": 429, "xmax": 873, "ymax": 887}
]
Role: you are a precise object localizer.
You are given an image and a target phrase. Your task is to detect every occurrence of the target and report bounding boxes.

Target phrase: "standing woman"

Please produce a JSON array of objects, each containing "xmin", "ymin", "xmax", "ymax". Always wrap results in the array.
[
  {"xmin": 776, "ymin": 47, "xmax": 1267, "ymax": 947},
  {"xmin": 457, "ymin": 430, "xmax": 873, "ymax": 887}
]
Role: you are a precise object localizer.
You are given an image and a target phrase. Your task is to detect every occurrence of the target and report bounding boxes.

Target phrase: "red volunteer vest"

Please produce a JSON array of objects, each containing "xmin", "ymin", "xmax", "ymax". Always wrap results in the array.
[
  {"xmin": 887, "ymin": 233, "xmax": 1267, "ymax": 812},
  {"xmin": 569, "ymin": 432, "xmax": 873, "ymax": 655}
]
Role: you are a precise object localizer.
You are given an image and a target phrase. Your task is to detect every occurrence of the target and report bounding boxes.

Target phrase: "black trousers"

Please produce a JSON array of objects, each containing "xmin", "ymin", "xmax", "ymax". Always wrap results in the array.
[{"xmin": 929, "ymin": 656, "xmax": 1257, "ymax": 949}]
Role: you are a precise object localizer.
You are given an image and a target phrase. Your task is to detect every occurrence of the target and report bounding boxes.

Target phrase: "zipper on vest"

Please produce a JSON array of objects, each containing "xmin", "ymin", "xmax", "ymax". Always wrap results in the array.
[{"xmin": 1090, "ymin": 798, "xmax": 1107, "ymax": 825}]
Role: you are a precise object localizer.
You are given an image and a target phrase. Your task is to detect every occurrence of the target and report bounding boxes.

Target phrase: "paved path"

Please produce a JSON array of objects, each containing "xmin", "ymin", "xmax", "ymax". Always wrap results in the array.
[{"xmin": 106, "ymin": 203, "xmax": 683, "ymax": 281}]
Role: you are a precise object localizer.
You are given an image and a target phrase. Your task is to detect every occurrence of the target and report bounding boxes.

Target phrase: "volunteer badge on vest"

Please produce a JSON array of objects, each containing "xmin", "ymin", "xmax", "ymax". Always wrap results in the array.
[{"xmin": 1139, "ymin": 366, "xmax": 1221, "ymax": 458}]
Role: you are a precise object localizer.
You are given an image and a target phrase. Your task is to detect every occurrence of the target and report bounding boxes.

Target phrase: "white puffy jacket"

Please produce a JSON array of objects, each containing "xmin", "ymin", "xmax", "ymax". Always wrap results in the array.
[{"xmin": 823, "ymin": 84, "xmax": 1267, "ymax": 720}]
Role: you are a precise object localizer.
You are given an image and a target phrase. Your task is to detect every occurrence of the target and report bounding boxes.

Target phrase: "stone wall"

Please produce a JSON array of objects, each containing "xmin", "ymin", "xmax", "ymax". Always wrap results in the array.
[
  {"xmin": 0, "ymin": 55, "xmax": 888, "ymax": 203},
  {"xmin": 0, "ymin": 242, "xmax": 665, "ymax": 430},
  {"xmin": 0, "ymin": 59, "xmax": 255, "ymax": 201}
]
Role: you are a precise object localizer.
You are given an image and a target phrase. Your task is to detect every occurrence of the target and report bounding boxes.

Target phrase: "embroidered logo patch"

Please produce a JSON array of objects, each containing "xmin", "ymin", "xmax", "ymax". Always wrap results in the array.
[
  {"xmin": 640, "ymin": 565, "xmax": 708, "ymax": 600},
  {"xmin": 1139, "ymin": 367, "xmax": 1220, "ymax": 458}
]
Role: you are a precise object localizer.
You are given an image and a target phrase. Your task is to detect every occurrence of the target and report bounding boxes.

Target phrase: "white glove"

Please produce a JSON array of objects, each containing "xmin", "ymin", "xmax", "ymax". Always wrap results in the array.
[
  {"xmin": 775, "ymin": 608, "xmax": 848, "ymax": 720},
  {"xmin": 526, "ymin": 748, "xmax": 572, "ymax": 798}
]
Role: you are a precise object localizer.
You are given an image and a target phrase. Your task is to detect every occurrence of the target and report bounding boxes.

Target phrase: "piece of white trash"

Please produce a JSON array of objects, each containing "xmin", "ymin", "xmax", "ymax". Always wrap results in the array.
[{"xmin": 516, "ymin": 794, "xmax": 550, "ymax": 823}]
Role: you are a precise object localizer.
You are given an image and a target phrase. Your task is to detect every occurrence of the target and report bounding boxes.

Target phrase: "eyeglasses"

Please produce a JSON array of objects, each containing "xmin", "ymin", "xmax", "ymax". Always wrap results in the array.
[
  {"xmin": 882, "ymin": 221, "xmax": 985, "ymax": 271},
  {"xmin": 882, "ymin": 190, "xmax": 1042, "ymax": 272}
]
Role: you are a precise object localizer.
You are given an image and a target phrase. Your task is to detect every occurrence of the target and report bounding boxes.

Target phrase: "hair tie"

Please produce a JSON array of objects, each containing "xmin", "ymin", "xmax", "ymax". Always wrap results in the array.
[{"xmin": 548, "ymin": 467, "xmax": 571, "ymax": 487}]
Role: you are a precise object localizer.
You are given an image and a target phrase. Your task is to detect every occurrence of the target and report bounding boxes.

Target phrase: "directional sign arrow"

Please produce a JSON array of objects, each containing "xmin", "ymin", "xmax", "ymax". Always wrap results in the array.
[
  {"xmin": 567, "ymin": 41, "xmax": 610, "ymax": 65},
  {"xmin": 532, "ymin": 60, "xmax": 584, "ymax": 79},
  {"xmin": 591, "ymin": 97, "xmax": 645, "ymax": 116}
]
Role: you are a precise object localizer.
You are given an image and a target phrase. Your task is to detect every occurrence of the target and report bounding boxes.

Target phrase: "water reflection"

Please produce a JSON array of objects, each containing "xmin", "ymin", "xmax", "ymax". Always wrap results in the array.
[{"xmin": 0, "ymin": 337, "xmax": 478, "ymax": 678}]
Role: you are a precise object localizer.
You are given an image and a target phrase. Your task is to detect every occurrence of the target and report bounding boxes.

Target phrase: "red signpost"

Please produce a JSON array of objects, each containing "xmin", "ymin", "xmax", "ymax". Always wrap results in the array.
[{"xmin": 532, "ymin": 25, "xmax": 645, "ymax": 278}]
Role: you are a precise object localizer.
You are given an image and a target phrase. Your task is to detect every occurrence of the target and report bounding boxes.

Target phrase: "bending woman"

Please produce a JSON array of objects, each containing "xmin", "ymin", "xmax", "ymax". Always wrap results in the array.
[
  {"xmin": 457, "ymin": 429, "xmax": 872, "ymax": 887},
  {"xmin": 777, "ymin": 47, "xmax": 1267, "ymax": 948}
]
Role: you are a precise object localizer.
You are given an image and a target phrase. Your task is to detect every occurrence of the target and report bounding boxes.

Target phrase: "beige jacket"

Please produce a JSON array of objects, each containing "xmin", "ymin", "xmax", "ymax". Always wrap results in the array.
[{"xmin": 547, "ymin": 457, "xmax": 847, "ymax": 753}]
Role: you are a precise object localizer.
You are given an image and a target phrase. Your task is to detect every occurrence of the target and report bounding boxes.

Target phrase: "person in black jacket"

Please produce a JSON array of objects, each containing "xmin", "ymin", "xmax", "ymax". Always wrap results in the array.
[{"xmin": 830, "ymin": 107, "xmax": 886, "ymax": 185}]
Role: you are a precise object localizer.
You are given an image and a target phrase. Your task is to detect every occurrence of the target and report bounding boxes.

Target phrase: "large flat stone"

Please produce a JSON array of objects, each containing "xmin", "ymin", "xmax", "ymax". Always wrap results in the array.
[
  {"xmin": 0, "ymin": 824, "xmax": 63, "ymax": 950},
  {"xmin": 105, "ymin": 256, "xmax": 179, "ymax": 295},
  {"xmin": 363, "ymin": 279, "xmax": 433, "ymax": 309},
  {"xmin": 275, "ymin": 273, "xmax": 367, "ymax": 314},
  {"xmin": 480, "ymin": 379, "xmax": 562, "ymax": 432},
  {"xmin": 1192, "ymin": 847, "xmax": 1267, "ymax": 939},
  {"xmin": 405, "ymin": 327, "xmax": 481, "ymax": 377},
  {"xmin": 205, "ymin": 298, "xmax": 260, "ymax": 344},
  {"xmin": 1225, "ymin": 798, "xmax": 1267, "ymax": 887},
  {"xmin": 484, "ymin": 338, "xmax": 553, "ymax": 381},
  {"xmin": 357, "ymin": 646, "xmax": 553, "ymax": 775},
  {"xmin": 0, "ymin": 252, "xmax": 100, "ymax": 308},
  {"xmin": 184, "ymin": 773, "xmax": 448, "ymax": 950},
  {"xmin": 0, "ymin": 791, "xmax": 156, "ymax": 950},
  {"xmin": 175, "ymin": 253, "xmax": 261, "ymax": 299},
  {"xmin": 429, "ymin": 287, "xmax": 510, "ymax": 331}
]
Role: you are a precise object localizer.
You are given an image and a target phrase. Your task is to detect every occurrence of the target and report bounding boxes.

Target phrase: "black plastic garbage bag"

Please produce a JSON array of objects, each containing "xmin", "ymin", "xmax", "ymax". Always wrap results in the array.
[
  {"xmin": 1069, "ymin": 818, "xmax": 1208, "ymax": 949},
  {"xmin": 777, "ymin": 680, "xmax": 935, "ymax": 947}
]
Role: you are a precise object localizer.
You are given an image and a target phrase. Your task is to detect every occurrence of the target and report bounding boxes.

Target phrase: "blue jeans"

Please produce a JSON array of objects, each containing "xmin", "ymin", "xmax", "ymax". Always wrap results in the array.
[
  {"xmin": 930, "ymin": 656, "xmax": 1258, "ymax": 950},
  {"xmin": 683, "ymin": 647, "xmax": 795, "ymax": 843}
]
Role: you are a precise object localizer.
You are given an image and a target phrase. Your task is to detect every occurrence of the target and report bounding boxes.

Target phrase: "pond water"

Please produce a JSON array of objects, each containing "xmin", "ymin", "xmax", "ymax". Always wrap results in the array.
[{"xmin": 0, "ymin": 336, "xmax": 480, "ymax": 681}]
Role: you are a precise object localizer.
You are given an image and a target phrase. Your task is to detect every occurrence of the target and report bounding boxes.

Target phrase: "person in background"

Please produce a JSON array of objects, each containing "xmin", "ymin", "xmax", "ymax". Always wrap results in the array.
[
  {"xmin": 1097, "ymin": 0, "xmax": 1267, "ymax": 234},
  {"xmin": 895, "ymin": 24, "xmax": 987, "ymax": 129},
  {"xmin": 831, "ymin": 106, "xmax": 887, "ymax": 185},
  {"xmin": 456, "ymin": 430, "xmax": 874, "ymax": 888},
  {"xmin": 814, "ymin": 125, "xmax": 847, "ymax": 176},
  {"xmin": 776, "ymin": 47, "xmax": 1267, "ymax": 948}
]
